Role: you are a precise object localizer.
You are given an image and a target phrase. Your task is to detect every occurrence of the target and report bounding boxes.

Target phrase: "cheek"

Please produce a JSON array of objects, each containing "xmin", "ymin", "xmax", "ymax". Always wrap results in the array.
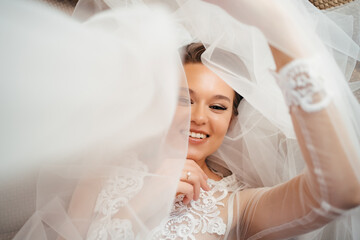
[{"xmin": 212, "ymin": 114, "xmax": 232, "ymax": 140}]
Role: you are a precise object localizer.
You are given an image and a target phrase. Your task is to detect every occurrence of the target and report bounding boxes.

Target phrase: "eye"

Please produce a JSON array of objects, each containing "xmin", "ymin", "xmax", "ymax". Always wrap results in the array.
[
  {"xmin": 178, "ymin": 96, "xmax": 191, "ymax": 106},
  {"xmin": 210, "ymin": 105, "xmax": 228, "ymax": 111}
]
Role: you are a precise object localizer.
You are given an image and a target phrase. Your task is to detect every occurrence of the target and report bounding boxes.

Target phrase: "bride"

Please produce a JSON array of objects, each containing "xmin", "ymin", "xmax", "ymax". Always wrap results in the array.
[
  {"xmin": 162, "ymin": 41, "xmax": 360, "ymax": 240},
  {"xmin": 1, "ymin": 0, "xmax": 360, "ymax": 239}
]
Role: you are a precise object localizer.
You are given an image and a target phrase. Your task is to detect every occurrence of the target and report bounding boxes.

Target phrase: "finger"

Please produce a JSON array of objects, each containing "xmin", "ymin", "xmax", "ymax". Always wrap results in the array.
[
  {"xmin": 199, "ymin": 173, "xmax": 211, "ymax": 191},
  {"xmin": 184, "ymin": 160, "xmax": 211, "ymax": 191},
  {"xmin": 187, "ymin": 174, "xmax": 201, "ymax": 201},
  {"xmin": 183, "ymin": 195, "xmax": 192, "ymax": 205},
  {"xmin": 182, "ymin": 169, "xmax": 210, "ymax": 193},
  {"xmin": 179, "ymin": 172, "xmax": 200, "ymax": 200},
  {"xmin": 187, "ymin": 159, "xmax": 208, "ymax": 180},
  {"xmin": 187, "ymin": 160, "xmax": 211, "ymax": 190},
  {"xmin": 184, "ymin": 159, "xmax": 208, "ymax": 180},
  {"xmin": 177, "ymin": 182, "xmax": 194, "ymax": 204}
]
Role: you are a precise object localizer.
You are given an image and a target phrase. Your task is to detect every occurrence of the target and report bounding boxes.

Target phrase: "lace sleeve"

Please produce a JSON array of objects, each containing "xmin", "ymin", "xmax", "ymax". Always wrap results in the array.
[{"xmin": 233, "ymin": 59, "xmax": 360, "ymax": 240}]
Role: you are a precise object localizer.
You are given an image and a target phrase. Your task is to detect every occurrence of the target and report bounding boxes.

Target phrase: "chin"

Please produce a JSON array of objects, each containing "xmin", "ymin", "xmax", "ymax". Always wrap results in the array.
[
  {"xmin": 187, "ymin": 146, "xmax": 212, "ymax": 163},
  {"xmin": 186, "ymin": 150, "xmax": 204, "ymax": 163}
]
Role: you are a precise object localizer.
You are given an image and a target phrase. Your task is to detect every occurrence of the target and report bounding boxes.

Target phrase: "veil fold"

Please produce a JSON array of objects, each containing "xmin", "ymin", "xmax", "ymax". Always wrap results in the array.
[{"xmin": 1, "ymin": 1, "xmax": 189, "ymax": 239}]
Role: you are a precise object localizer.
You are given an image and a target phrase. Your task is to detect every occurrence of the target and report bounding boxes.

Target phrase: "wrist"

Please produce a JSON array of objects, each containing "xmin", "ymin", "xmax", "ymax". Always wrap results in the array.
[{"xmin": 272, "ymin": 58, "xmax": 331, "ymax": 113}]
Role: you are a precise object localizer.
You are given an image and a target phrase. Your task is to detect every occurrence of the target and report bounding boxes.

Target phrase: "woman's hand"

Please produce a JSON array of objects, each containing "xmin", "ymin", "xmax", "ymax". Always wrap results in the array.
[
  {"xmin": 202, "ymin": 0, "xmax": 312, "ymax": 59},
  {"xmin": 177, "ymin": 159, "xmax": 211, "ymax": 204}
]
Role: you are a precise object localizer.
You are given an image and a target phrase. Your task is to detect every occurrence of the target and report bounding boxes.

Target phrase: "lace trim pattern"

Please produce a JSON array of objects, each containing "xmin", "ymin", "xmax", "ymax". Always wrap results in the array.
[
  {"xmin": 87, "ymin": 219, "xmax": 135, "ymax": 240},
  {"xmin": 274, "ymin": 58, "xmax": 331, "ymax": 112},
  {"xmin": 87, "ymin": 157, "xmax": 148, "ymax": 240},
  {"xmin": 149, "ymin": 174, "xmax": 242, "ymax": 240},
  {"xmin": 87, "ymin": 162, "xmax": 243, "ymax": 240}
]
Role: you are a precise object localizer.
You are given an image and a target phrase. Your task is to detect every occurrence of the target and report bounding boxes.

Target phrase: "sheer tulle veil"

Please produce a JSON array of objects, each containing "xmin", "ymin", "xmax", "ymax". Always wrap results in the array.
[
  {"xmin": 1, "ymin": 1, "xmax": 190, "ymax": 239},
  {"xmin": 1, "ymin": 0, "xmax": 360, "ymax": 239},
  {"xmin": 76, "ymin": 1, "xmax": 360, "ymax": 238}
]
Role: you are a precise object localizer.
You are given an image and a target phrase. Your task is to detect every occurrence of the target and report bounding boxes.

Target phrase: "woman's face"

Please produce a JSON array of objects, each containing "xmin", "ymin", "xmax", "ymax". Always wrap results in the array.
[{"xmin": 184, "ymin": 63, "xmax": 234, "ymax": 163}]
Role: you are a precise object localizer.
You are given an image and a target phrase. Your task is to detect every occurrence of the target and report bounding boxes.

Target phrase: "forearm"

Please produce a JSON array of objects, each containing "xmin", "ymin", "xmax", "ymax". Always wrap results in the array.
[
  {"xmin": 240, "ymin": 176, "xmax": 334, "ymax": 240},
  {"xmin": 240, "ymin": 113, "xmax": 360, "ymax": 239},
  {"xmin": 239, "ymin": 48, "xmax": 360, "ymax": 240},
  {"xmin": 290, "ymin": 102, "xmax": 360, "ymax": 208},
  {"xmin": 270, "ymin": 46, "xmax": 360, "ymax": 208}
]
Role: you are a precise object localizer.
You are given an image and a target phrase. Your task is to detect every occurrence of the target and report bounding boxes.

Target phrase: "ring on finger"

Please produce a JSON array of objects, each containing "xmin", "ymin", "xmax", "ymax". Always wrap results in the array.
[{"xmin": 186, "ymin": 171, "xmax": 191, "ymax": 180}]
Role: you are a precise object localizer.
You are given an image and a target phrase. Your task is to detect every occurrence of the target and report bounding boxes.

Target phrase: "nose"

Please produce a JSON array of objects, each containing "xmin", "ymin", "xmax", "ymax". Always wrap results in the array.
[{"xmin": 191, "ymin": 104, "xmax": 208, "ymax": 125}]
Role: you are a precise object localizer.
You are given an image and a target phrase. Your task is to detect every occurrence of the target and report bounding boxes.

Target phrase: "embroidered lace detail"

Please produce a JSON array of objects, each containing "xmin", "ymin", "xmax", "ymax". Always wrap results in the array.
[
  {"xmin": 87, "ymin": 156, "xmax": 147, "ymax": 240},
  {"xmin": 274, "ymin": 58, "xmax": 331, "ymax": 112},
  {"xmin": 87, "ymin": 219, "xmax": 135, "ymax": 240},
  {"xmin": 94, "ymin": 170, "xmax": 146, "ymax": 216},
  {"xmin": 149, "ymin": 174, "xmax": 242, "ymax": 240}
]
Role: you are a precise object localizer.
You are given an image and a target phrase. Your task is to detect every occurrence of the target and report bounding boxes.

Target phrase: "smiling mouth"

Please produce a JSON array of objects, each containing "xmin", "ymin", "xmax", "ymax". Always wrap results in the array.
[{"xmin": 189, "ymin": 131, "xmax": 210, "ymax": 139}]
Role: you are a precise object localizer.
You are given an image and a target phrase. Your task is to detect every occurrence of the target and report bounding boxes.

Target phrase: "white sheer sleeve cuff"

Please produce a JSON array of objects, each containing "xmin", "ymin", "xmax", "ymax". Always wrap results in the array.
[{"xmin": 273, "ymin": 58, "xmax": 332, "ymax": 113}]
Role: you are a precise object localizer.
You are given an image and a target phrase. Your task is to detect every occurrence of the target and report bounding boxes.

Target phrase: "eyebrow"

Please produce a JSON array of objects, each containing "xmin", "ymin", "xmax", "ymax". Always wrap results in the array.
[
  {"xmin": 212, "ymin": 95, "xmax": 231, "ymax": 102},
  {"xmin": 186, "ymin": 88, "xmax": 231, "ymax": 103}
]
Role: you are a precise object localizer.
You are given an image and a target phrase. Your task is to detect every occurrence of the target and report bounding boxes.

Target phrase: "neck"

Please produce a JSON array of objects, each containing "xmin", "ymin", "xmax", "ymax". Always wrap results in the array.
[{"xmin": 198, "ymin": 158, "xmax": 222, "ymax": 181}]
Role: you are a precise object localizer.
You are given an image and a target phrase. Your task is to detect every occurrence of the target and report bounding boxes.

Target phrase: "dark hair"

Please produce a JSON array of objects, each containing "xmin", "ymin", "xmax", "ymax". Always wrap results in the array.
[{"xmin": 183, "ymin": 43, "xmax": 243, "ymax": 117}]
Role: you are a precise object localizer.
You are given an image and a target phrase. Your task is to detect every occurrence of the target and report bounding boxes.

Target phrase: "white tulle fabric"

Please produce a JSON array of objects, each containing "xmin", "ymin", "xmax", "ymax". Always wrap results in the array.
[
  {"xmin": 1, "ymin": 1, "xmax": 189, "ymax": 239},
  {"xmin": 1, "ymin": 0, "xmax": 360, "ymax": 240}
]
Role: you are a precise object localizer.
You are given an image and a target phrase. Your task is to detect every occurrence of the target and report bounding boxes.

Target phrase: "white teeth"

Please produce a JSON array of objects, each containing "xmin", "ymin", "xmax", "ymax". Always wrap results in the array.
[{"xmin": 189, "ymin": 131, "xmax": 207, "ymax": 139}]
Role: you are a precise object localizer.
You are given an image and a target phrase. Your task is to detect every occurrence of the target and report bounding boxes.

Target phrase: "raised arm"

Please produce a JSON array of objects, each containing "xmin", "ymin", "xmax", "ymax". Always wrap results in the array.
[
  {"xmin": 199, "ymin": 1, "xmax": 360, "ymax": 239},
  {"xmin": 233, "ymin": 47, "xmax": 360, "ymax": 240}
]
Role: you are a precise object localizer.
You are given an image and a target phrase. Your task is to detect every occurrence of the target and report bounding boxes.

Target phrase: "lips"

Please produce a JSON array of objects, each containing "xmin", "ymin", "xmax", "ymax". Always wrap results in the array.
[
  {"xmin": 188, "ymin": 129, "xmax": 209, "ymax": 144},
  {"xmin": 189, "ymin": 131, "xmax": 207, "ymax": 139}
]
